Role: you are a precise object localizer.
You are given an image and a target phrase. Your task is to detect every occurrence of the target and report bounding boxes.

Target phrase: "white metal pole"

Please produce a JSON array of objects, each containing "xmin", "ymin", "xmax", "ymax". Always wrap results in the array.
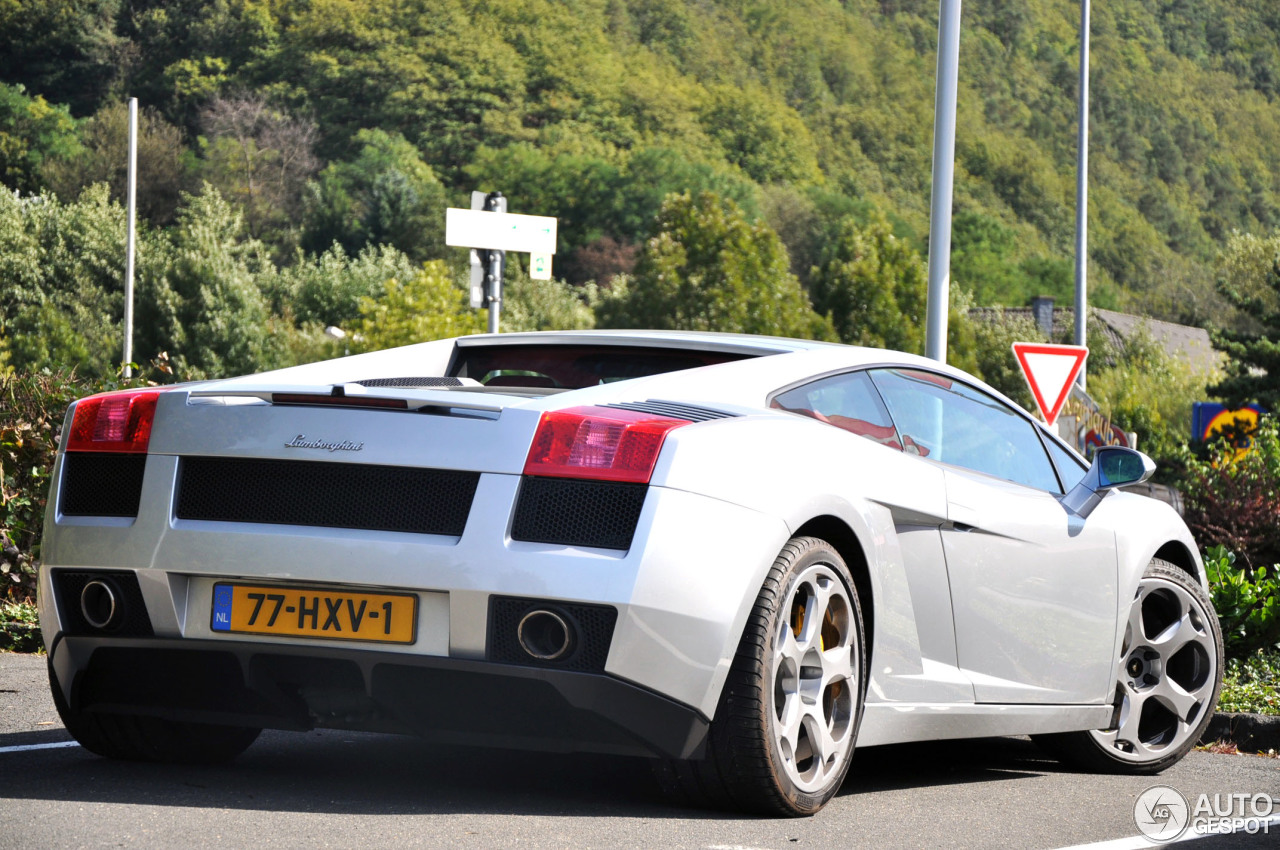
[
  {"xmin": 925, "ymin": 0, "xmax": 962, "ymax": 363},
  {"xmin": 123, "ymin": 97, "xmax": 138, "ymax": 379},
  {"xmin": 1073, "ymin": 0, "xmax": 1091, "ymax": 389}
]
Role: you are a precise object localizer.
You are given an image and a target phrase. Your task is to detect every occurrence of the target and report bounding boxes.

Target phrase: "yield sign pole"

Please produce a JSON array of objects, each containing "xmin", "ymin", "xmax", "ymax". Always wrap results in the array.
[
  {"xmin": 924, "ymin": 0, "xmax": 963, "ymax": 364},
  {"xmin": 1012, "ymin": 342, "xmax": 1089, "ymax": 428}
]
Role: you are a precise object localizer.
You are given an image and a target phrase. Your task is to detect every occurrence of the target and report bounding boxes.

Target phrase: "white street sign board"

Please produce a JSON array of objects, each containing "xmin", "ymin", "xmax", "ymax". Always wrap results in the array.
[
  {"xmin": 529, "ymin": 252, "xmax": 552, "ymax": 280},
  {"xmin": 445, "ymin": 208, "xmax": 557, "ymax": 255},
  {"xmin": 469, "ymin": 249, "xmax": 484, "ymax": 308},
  {"xmin": 1011, "ymin": 342, "xmax": 1088, "ymax": 427}
]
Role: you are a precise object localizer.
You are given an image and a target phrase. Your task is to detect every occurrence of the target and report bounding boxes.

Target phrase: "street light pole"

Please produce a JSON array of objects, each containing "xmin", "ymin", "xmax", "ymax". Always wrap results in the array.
[
  {"xmin": 1073, "ymin": 0, "xmax": 1091, "ymax": 389},
  {"xmin": 122, "ymin": 97, "xmax": 138, "ymax": 378},
  {"xmin": 925, "ymin": 0, "xmax": 963, "ymax": 364}
]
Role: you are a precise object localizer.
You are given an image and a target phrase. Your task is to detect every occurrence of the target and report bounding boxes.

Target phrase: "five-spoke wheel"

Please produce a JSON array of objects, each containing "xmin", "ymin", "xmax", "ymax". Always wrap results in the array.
[
  {"xmin": 1037, "ymin": 558, "xmax": 1223, "ymax": 773},
  {"xmin": 652, "ymin": 536, "xmax": 865, "ymax": 816},
  {"xmin": 770, "ymin": 561, "xmax": 859, "ymax": 794}
]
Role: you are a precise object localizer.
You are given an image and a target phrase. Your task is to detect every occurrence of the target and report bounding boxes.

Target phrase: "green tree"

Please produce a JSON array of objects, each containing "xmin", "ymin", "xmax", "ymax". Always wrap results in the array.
[
  {"xmin": 44, "ymin": 101, "xmax": 191, "ymax": 224},
  {"xmin": 810, "ymin": 212, "xmax": 926, "ymax": 353},
  {"xmin": 261, "ymin": 242, "xmax": 417, "ymax": 328},
  {"xmin": 143, "ymin": 185, "xmax": 280, "ymax": 379},
  {"xmin": 501, "ymin": 265, "xmax": 597, "ymax": 333},
  {"xmin": 1211, "ymin": 230, "xmax": 1280, "ymax": 409},
  {"xmin": 700, "ymin": 83, "xmax": 821, "ymax": 185},
  {"xmin": 301, "ymin": 129, "xmax": 446, "ymax": 263},
  {"xmin": 0, "ymin": 83, "xmax": 81, "ymax": 194},
  {"xmin": 597, "ymin": 191, "xmax": 833, "ymax": 339},
  {"xmin": 1089, "ymin": 326, "xmax": 1217, "ymax": 465},
  {"xmin": 199, "ymin": 93, "xmax": 318, "ymax": 246},
  {"xmin": 0, "ymin": 0, "xmax": 122, "ymax": 115},
  {"xmin": 0, "ymin": 184, "xmax": 134, "ymax": 377},
  {"xmin": 351, "ymin": 260, "xmax": 485, "ymax": 352}
]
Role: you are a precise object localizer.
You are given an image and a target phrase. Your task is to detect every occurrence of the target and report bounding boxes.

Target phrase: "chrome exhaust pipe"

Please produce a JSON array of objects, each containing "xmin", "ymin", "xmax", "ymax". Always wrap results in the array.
[
  {"xmin": 517, "ymin": 609, "xmax": 574, "ymax": 661},
  {"xmin": 80, "ymin": 579, "xmax": 119, "ymax": 630}
]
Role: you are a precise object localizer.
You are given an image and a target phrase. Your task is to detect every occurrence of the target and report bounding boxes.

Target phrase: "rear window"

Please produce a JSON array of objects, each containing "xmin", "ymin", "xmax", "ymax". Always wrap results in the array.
[{"xmin": 448, "ymin": 345, "xmax": 753, "ymax": 390}]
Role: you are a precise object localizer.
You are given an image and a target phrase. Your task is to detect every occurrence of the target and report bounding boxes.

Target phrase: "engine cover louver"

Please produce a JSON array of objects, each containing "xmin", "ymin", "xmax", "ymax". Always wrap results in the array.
[
  {"xmin": 176, "ymin": 457, "xmax": 478, "ymax": 537},
  {"xmin": 602, "ymin": 400, "xmax": 736, "ymax": 422}
]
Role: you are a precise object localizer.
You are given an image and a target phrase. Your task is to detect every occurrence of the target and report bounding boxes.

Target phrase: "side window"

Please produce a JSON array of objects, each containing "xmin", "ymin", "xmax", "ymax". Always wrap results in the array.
[
  {"xmin": 1044, "ymin": 435, "xmax": 1088, "ymax": 491},
  {"xmin": 771, "ymin": 371, "xmax": 903, "ymax": 451},
  {"xmin": 868, "ymin": 368, "xmax": 1063, "ymax": 492}
]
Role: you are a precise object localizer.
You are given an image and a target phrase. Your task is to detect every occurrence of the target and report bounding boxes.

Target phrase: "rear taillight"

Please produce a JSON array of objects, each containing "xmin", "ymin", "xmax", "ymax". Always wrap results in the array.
[
  {"xmin": 66, "ymin": 390, "xmax": 164, "ymax": 453},
  {"xmin": 523, "ymin": 406, "xmax": 690, "ymax": 484}
]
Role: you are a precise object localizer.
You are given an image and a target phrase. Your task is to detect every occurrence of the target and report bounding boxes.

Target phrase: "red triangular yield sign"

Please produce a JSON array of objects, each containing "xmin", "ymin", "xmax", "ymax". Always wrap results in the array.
[{"xmin": 1011, "ymin": 342, "xmax": 1088, "ymax": 427}]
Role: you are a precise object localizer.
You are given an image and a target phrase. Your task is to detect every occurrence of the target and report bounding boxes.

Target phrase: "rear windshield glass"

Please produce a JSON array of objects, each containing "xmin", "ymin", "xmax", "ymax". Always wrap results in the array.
[{"xmin": 449, "ymin": 345, "xmax": 753, "ymax": 390}]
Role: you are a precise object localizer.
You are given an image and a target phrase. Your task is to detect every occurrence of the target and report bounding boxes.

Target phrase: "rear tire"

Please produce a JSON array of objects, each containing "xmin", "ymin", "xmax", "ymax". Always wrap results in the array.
[
  {"xmin": 49, "ymin": 659, "xmax": 261, "ymax": 763},
  {"xmin": 654, "ymin": 536, "xmax": 866, "ymax": 816},
  {"xmin": 1035, "ymin": 558, "xmax": 1222, "ymax": 773}
]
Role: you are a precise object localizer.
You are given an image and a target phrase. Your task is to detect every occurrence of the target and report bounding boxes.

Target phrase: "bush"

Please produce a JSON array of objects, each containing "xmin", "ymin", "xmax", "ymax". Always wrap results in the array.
[
  {"xmin": 1183, "ymin": 417, "xmax": 1280, "ymax": 570},
  {"xmin": 1, "ymin": 369, "xmax": 150, "ymax": 603},
  {"xmin": 1205, "ymin": 545, "xmax": 1280, "ymax": 659},
  {"xmin": 0, "ymin": 600, "xmax": 40, "ymax": 652},
  {"xmin": 1218, "ymin": 649, "xmax": 1280, "ymax": 716}
]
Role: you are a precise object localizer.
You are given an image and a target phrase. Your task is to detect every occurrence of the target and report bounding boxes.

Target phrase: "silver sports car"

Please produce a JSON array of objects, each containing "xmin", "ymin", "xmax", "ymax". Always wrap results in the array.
[{"xmin": 39, "ymin": 330, "xmax": 1222, "ymax": 816}]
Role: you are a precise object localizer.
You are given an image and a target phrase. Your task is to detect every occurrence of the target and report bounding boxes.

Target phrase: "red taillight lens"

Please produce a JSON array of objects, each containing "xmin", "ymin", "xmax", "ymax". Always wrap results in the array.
[
  {"xmin": 66, "ymin": 390, "xmax": 164, "ymax": 453},
  {"xmin": 523, "ymin": 406, "xmax": 690, "ymax": 484}
]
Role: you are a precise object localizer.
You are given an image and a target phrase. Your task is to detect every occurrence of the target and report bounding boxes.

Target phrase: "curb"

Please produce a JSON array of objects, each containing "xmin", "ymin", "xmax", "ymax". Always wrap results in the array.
[{"xmin": 1200, "ymin": 712, "xmax": 1280, "ymax": 752}]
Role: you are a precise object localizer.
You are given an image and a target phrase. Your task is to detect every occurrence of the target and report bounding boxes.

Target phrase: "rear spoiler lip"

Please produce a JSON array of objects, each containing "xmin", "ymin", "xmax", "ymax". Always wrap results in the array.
[{"xmin": 186, "ymin": 383, "xmax": 511, "ymax": 413}]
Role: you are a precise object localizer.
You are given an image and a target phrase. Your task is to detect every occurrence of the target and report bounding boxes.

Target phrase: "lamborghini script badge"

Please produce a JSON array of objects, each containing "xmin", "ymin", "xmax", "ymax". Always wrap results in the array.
[{"xmin": 284, "ymin": 434, "xmax": 365, "ymax": 452}]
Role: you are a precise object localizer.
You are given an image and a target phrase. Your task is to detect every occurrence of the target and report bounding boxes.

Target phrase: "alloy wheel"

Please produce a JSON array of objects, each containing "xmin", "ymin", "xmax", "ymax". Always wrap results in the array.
[{"xmin": 771, "ymin": 562, "xmax": 859, "ymax": 792}]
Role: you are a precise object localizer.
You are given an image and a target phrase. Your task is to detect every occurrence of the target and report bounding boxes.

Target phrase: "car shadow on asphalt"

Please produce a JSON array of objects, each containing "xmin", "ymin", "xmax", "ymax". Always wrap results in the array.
[
  {"xmin": 841, "ymin": 735, "xmax": 1067, "ymax": 797},
  {"xmin": 1, "ymin": 728, "xmax": 1068, "ymax": 819}
]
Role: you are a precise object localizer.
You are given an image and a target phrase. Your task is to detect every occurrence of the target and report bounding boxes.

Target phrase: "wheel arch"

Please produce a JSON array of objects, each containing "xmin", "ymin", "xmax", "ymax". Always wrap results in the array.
[
  {"xmin": 792, "ymin": 515, "xmax": 875, "ymax": 667},
  {"xmin": 1153, "ymin": 540, "xmax": 1199, "ymax": 580}
]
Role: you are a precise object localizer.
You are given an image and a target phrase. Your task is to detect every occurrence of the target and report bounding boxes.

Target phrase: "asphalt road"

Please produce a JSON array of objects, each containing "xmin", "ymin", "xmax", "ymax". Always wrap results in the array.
[{"xmin": 2, "ymin": 651, "xmax": 1278, "ymax": 849}]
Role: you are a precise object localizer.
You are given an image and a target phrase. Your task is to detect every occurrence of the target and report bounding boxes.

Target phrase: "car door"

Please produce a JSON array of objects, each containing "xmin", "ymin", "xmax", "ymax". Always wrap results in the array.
[
  {"xmin": 770, "ymin": 371, "xmax": 973, "ymax": 705},
  {"xmin": 867, "ymin": 368, "xmax": 1119, "ymax": 706}
]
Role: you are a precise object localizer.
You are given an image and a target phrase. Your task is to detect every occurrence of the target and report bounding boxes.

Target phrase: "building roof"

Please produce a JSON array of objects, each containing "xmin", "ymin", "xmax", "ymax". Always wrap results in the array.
[{"xmin": 969, "ymin": 303, "xmax": 1223, "ymax": 375}]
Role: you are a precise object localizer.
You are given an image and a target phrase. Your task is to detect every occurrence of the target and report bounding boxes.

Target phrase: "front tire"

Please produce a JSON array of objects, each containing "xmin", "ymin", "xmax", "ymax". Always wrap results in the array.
[
  {"xmin": 49, "ymin": 659, "xmax": 261, "ymax": 764},
  {"xmin": 1036, "ymin": 558, "xmax": 1223, "ymax": 773},
  {"xmin": 655, "ymin": 536, "xmax": 866, "ymax": 816}
]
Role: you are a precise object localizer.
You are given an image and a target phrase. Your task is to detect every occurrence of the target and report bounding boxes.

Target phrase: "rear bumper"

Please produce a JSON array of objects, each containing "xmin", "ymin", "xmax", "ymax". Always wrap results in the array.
[{"xmin": 48, "ymin": 633, "xmax": 709, "ymax": 760}]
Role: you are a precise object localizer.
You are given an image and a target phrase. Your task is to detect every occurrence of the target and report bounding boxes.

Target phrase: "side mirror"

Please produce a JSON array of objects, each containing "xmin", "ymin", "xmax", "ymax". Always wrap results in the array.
[{"xmin": 1061, "ymin": 446, "xmax": 1156, "ymax": 519}]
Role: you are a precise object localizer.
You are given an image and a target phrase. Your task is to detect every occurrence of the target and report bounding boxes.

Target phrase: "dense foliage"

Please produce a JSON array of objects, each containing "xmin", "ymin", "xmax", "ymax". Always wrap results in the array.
[
  {"xmin": 0, "ymin": 369, "xmax": 143, "ymax": 603},
  {"xmin": 1205, "ymin": 545, "xmax": 1280, "ymax": 658},
  {"xmin": 1211, "ymin": 229, "xmax": 1280, "ymax": 409},
  {"xmin": 1183, "ymin": 418, "xmax": 1280, "ymax": 571},
  {"xmin": 0, "ymin": 1, "xmax": 1278, "ymax": 373},
  {"xmin": 1217, "ymin": 649, "xmax": 1280, "ymax": 716}
]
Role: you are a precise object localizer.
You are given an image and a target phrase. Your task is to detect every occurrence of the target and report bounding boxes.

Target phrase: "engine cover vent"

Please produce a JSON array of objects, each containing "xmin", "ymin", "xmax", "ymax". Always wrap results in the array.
[
  {"xmin": 176, "ymin": 457, "xmax": 478, "ymax": 537},
  {"xmin": 603, "ymin": 400, "xmax": 736, "ymax": 422}
]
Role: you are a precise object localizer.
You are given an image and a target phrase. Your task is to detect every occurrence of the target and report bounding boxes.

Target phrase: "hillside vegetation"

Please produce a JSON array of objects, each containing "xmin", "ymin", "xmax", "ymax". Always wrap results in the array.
[{"xmin": 1, "ymin": 0, "xmax": 1279, "ymax": 381}]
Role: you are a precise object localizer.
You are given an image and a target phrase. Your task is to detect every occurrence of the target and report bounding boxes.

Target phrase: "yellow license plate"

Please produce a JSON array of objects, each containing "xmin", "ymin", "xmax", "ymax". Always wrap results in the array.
[{"xmin": 211, "ymin": 583, "xmax": 417, "ymax": 644}]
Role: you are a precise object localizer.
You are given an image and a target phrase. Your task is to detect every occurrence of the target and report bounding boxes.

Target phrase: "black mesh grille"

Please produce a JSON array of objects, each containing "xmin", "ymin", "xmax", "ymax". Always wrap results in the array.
[
  {"xmin": 511, "ymin": 477, "xmax": 646, "ymax": 550},
  {"xmin": 487, "ymin": 596, "xmax": 617, "ymax": 672},
  {"xmin": 176, "ymin": 457, "xmax": 478, "ymax": 536},
  {"xmin": 357, "ymin": 377, "xmax": 466, "ymax": 389},
  {"xmin": 604, "ymin": 400, "xmax": 736, "ymax": 422},
  {"xmin": 52, "ymin": 570, "xmax": 154, "ymax": 637},
  {"xmin": 60, "ymin": 452, "xmax": 147, "ymax": 517}
]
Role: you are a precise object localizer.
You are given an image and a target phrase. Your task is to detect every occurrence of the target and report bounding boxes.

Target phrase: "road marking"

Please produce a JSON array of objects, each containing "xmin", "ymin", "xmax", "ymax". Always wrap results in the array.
[
  {"xmin": 0, "ymin": 741, "xmax": 81, "ymax": 754},
  {"xmin": 1053, "ymin": 813, "xmax": 1280, "ymax": 849}
]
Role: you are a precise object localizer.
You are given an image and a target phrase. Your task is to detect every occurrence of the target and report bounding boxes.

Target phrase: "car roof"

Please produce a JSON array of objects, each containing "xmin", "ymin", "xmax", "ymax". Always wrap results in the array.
[{"xmin": 452, "ymin": 329, "xmax": 840, "ymax": 356}]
